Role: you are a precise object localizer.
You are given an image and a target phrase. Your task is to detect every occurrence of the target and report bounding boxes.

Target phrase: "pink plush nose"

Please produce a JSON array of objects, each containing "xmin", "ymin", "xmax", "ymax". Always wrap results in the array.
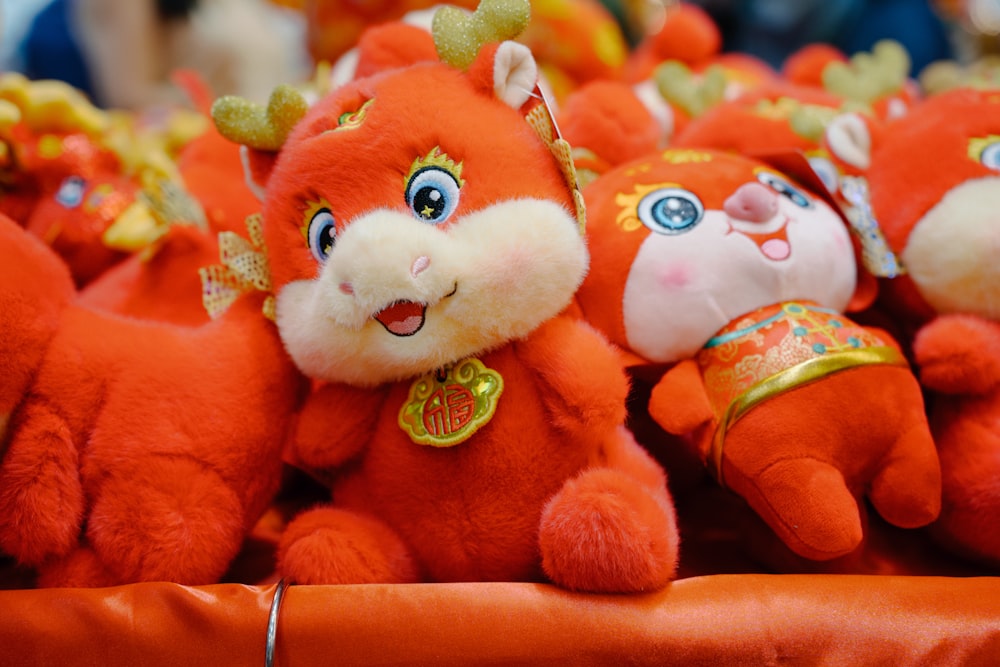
[{"xmin": 723, "ymin": 182, "xmax": 779, "ymax": 223}]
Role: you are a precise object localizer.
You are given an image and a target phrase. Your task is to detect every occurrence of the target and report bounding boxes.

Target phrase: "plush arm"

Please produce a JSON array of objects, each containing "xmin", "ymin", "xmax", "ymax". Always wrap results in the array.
[
  {"xmin": 648, "ymin": 359, "xmax": 715, "ymax": 438},
  {"xmin": 288, "ymin": 382, "xmax": 389, "ymax": 472},
  {"xmin": 912, "ymin": 313, "xmax": 1000, "ymax": 395},
  {"xmin": 514, "ymin": 316, "xmax": 630, "ymax": 437}
]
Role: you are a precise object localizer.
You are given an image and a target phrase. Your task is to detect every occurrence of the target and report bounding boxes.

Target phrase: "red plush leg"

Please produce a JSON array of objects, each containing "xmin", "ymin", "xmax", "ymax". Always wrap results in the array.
[
  {"xmin": 277, "ymin": 506, "xmax": 419, "ymax": 585},
  {"xmin": 868, "ymin": 423, "xmax": 941, "ymax": 529},
  {"xmin": 742, "ymin": 457, "xmax": 864, "ymax": 560},
  {"xmin": 0, "ymin": 403, "xmax": 83, "ymax": 566},
  {"xmin": 86, "ymin": 458, "xmax": 246, "ymax": 584},
  {"xmin": 539, "ymin": 467, "xmax": 679, "ymax": 593}
]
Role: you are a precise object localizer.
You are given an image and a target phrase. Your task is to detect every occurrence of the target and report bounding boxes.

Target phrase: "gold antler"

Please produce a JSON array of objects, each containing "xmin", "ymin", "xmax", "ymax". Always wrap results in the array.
[
  {"xmin": 654, "ymin": 61, "xmax": 727, "ymax": 118},
  {"xmin": 211, "ymin": 84, "xmax": 309, "ymax": 151},
  {"xmin": 919, "ymin": 55, "xmax": 1000, "ymax": 95},
  {"xmin": 433, "ymin": 0, "xmax": 531, "ymax": 70},
  {"xmin": 0, "ymin": 72, "xmax": 108, "ymax": 134},
  {"xmin": 823, "ymin": 39, "xmax": 910, "ymax": 105},
  {"xmin": 0, "ymin": 99, "xmax": 20, "ymax": 130}
]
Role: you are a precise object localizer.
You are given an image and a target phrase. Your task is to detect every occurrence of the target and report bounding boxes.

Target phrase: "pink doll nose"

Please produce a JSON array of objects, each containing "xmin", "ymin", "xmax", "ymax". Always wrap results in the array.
[
  {"xmin": 724, "ymin": 182, "xmax": 779, "ymax": 223},
  {"xmin": 411, "ymin": 255, "xmax": 430, "ymax": 277}
]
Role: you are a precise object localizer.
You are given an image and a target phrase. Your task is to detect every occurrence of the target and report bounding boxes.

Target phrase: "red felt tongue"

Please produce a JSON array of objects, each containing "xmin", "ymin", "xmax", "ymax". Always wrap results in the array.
[{"xmin": 374, "ymin": 301, "xmax": 426, "ymax": 336}]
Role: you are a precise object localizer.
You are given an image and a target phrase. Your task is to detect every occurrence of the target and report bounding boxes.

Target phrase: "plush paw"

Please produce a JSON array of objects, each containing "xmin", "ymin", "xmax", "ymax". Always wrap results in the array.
[
  {"xmin": 277, "ymin": 507, "xmax": 419, "ymax": 585},
  {"xmin": 913, "ymin": 314, "xmax": 1000, "ymax": 395},
  {"xmin": 931, "ymin": 429, "xmax": 1000, "ymax": 567},
  {"xmin": 539, "ymin": 468, "xmax": 679, "ymax": 593},
  {"xmin": 86, "ymin": 460, "xmax": 246, "ymax": 584}
]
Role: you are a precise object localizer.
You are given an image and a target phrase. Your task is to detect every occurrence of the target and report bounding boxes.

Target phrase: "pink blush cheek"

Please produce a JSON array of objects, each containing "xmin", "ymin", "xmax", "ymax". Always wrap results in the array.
[{"xmin": 655, "ymin": 262, "xmax": 696, "ymax": 290}]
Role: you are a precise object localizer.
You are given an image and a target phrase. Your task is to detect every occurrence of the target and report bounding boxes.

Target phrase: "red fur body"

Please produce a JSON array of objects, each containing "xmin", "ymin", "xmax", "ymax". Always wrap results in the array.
[
  {"xmin": 0, "ymin": 214, "xmax": 306, "ymax": 585},
  {"xmin": 285, "ymin": 317, "xmax": 678, "ymax": 590}
]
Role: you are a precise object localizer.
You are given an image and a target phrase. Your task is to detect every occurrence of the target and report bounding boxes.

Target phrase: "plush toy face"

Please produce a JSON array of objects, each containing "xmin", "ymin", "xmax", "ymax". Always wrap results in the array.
[
  {"xmin": 260, "ymin": 51, "xmax": 585, "ymax": 386},
  {"xmin": 577, "ymin": 149, "xmax": 857, "ymax": 363}
]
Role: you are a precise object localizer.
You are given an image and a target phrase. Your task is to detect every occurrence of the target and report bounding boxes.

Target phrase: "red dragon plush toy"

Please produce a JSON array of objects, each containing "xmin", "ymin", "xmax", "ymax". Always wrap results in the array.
[
  {"xmin": 0, "ymin": 72, "xmax": 210, "ymax": 288},
  {"xmin": 824, "ymin": 87, "xmax": 1000, "ymax": 567},
  {"xmin": 573, "ymin": 147, "xmax": 942, "ymax": 562},
  {"xmin": 210, "ymin": 0, "xmax": 680, "ymax": 593},
  {"xmin": 0, "ymin": 209, "xmax": 306, "ymax": 587}
]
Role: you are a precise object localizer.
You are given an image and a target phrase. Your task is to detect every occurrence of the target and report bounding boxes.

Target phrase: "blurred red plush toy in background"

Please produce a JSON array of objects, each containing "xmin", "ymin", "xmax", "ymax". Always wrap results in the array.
[{"xmin": 824, "ymin": 86, "xmax": 1000, "ymax": 567}]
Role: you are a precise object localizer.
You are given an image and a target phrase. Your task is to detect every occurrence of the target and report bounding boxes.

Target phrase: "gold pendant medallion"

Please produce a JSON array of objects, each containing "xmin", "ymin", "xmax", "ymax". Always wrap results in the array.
[{"xmin": 398, "ymin": 358, "xmax": 504, "ymax": 447}]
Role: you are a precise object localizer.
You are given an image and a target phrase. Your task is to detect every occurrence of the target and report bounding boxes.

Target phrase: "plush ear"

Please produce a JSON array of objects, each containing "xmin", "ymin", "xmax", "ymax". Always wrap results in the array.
[
  {"xmin": 825, "ymin": 112, "xmax": 873, "ymax": 171},
  {"xmin": 469, "ymin": 41, "xmax": 538, "ymax": 109}
]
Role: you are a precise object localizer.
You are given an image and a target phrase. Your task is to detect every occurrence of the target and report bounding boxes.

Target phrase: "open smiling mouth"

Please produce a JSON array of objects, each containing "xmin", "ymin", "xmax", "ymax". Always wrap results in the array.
[
  {"xmin": 373, "ymin": 283, "xmax": 458, "ymax": 337},
  {"xmin": 731, "ymin": 216, "xmax": 792, "ymax": 261},
  {"xmin": 375, "ymin": 300, "xmax": 427, "ymax": 336}
]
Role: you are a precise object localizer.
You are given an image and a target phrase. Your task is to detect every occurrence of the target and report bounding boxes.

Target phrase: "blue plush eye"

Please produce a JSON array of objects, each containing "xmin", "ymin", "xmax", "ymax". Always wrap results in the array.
[
  {"xmin": 55, "ymin": 176, "xmax": 86, "ymax": 208},
  {"xmin": 758, "ymin": 172, "xmax": 812, "ymax": 208},
  {"xmin": 980, "ymin": 141, "xmax": 1000, "ymax": 171},
  {"xmin": 307, "ymin": 208, "xmax": 337, "ymax": 261},
  {"xmin": 406, "ymin": 167, "xmax": 461, "ymax": 223},
  {"xmin": 638, "ymin": 188, "xmax": 704, "ymax": 235}
]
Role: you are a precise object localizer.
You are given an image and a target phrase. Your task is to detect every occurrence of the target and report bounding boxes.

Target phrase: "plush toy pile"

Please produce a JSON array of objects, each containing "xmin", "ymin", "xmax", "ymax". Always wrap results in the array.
[{"xmin": 0, "ymin": 0, "xmax": 997, "ymax": 592}]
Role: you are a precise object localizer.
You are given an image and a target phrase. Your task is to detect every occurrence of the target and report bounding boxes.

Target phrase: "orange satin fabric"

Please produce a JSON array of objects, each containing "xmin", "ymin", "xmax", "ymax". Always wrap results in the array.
[{"xmin": 2, "ymin": 576, "xmax": 998, "ymax": 666}]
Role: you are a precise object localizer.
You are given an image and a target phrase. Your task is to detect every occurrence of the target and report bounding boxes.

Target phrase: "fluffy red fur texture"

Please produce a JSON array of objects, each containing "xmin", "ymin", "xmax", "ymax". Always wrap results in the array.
[{"xmin": 0, "ymin": 214, "xmax": 307, "ymax": 586}]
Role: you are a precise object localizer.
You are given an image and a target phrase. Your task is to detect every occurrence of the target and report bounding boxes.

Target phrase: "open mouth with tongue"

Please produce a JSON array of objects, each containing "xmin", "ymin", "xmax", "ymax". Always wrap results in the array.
[
  {"xmin": 734, "ymin": 216, "xmax": 792, "ymax": 261},
  {"xmin": 374, "ymin": 300, "xmax": 427, "ymax": 336}
]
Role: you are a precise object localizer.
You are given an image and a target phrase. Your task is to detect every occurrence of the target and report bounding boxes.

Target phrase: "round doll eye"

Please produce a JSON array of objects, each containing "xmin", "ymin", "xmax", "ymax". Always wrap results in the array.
[
  {"xmin": 307, "ymin": 208, "xmax": 337, "ymax": 261},
  {"xmin": 55, "ymin": 176, "xmax": 86, "ymax": 208},
  {"xmin": 979, "ymin": 141, "xmax": 1000, "ymax": 171},
  {"xmin": 638, "ymin": 188, "xmax": 704, "ymax": 234},
  {"xmin": 757, "ymin": 172, "xmax": 813, "ymax": 208},
  {"xmin": 406, "ymin": 167, "xmax": 461, "ymax": 224}
]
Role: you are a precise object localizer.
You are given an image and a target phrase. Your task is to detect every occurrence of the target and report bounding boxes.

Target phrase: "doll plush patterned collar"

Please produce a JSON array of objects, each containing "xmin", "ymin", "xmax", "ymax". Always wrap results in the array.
[{"xmin": 575, "ymin": 148, "xmax": 941, "ymax": 561}]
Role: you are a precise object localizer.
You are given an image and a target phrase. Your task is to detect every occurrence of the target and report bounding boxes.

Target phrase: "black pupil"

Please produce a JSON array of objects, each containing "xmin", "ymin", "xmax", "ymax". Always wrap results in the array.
[
  {"xmin": 414, "ymin": 187, "xmax": 445, "ymax": 219},
  {"xmin": 319, "ymin": 224, "xmax": 335, "ymax": 254}
]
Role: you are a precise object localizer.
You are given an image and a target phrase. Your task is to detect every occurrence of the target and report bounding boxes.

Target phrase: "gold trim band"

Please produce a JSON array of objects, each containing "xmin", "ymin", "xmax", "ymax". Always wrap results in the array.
[{"xmin": 707, "ymin": 345, "xmax": 908, "ymax": 486}]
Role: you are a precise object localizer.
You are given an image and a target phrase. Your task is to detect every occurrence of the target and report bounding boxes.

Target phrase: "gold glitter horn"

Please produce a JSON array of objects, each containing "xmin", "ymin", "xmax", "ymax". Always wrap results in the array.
[
  {"xmin": 211, "ymin": 84, "xmax": 309, "ymax": 152},
  {"xmin": 432, "ymin": 0, "xmax": 531, "ymax": 70}
]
